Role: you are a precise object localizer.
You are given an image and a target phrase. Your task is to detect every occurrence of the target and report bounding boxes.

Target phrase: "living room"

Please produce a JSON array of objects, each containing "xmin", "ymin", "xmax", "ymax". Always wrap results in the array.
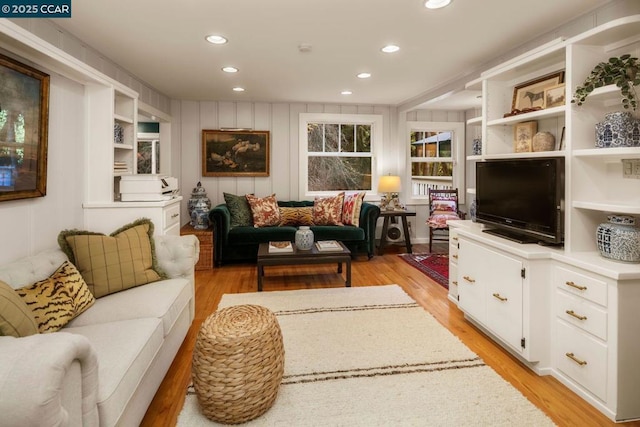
[{"xmin": 1, "ymin": 0, "xmax": 640, "ymax": 425}]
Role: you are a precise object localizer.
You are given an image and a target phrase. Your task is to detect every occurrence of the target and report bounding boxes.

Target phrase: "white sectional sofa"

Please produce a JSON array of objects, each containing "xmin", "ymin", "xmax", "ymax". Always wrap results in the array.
[{"xmin": 0, "ymin": 234, "xmax": 199, "ymax": 427}]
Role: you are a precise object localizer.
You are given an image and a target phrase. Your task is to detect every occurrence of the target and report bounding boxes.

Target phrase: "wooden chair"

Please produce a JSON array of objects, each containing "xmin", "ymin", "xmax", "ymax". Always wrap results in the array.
[{"xmin": 426, "ymin": 188, "xmax": 466, "ymax": 252}]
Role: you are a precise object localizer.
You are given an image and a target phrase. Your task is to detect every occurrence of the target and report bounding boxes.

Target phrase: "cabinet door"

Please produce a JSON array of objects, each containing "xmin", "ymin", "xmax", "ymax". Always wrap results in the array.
[
  {"xmin": 457, "ymin": 239, "xmax": 486, "ymax": 322},
  {"xmin": 485, "ymin": 250, "xmax": 523, "ymax": 352}
]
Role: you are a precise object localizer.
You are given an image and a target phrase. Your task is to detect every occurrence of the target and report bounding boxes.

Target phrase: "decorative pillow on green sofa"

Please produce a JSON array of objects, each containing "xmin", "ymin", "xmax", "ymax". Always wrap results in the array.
[
  {"xmin": 342, "ymin": 192, "xmax": 366, "ymax": 226},
  {"xmin": 246, "ymin": 194, "xmax": 282, "ymax": 227},
  {"xmin": 58, "ymin": 218, "xmax": 166, "ymax": 298},
  {"xmin": 313, "ymin": 192, "xmax": 345, "ymax": 226},
  {"xmin": 224, "ymin": 192, "xmax": 253, "ymax": 227},
  {"xmin": 0, "ymin": 280, "xmax": 39, "ymax": 337},
  {"xmin": 279, "ymin": 207, "xmax": 314, "ymax": 226},
  {"xmin": 15, "ymin": 261, "xmax": 95, "ymax": 333}
]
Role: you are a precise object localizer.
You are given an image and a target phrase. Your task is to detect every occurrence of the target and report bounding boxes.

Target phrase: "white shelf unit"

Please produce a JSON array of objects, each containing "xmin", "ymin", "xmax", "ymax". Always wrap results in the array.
[{"xmin": 453, "ymin": 15, "xmax": 640, "ymax": 423}]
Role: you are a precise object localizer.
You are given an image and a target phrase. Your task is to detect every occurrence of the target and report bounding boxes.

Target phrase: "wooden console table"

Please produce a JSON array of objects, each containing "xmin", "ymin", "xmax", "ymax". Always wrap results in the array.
[{"xmin": 378, "ymin": 210, "xmax": 416, "ymax": 255}]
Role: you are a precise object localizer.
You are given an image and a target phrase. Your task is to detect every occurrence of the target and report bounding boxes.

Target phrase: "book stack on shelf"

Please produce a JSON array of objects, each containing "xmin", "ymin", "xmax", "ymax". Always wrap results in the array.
[
  {"xmin": 114, "ymin": 162, "xmax": 129, "ymax": 174},
  {"xmin": 315, "ymin": 240, "xmax": 342, "ymax": 252},
  {"xmin": 268, "ymin": 241, "xmax": 294, "ymax": 253}
]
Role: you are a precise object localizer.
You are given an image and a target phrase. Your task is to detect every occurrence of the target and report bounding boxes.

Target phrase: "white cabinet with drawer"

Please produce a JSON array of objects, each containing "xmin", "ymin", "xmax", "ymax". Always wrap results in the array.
[{"xmin": 448, "ymin": 228, "xmax": 460, "ymax": 302}]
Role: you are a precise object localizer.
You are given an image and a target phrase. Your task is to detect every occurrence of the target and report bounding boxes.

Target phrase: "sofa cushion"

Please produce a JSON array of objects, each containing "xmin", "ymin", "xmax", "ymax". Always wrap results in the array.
[
  {"xmin": 67, "ymin": 278, "xmax": 191, "ymax": 337},
  {"xmin": 224, "ymin": 192, "xmax": 253, "ymax": 227},
  {"xmin": 58, "ymin": 219, "xmax": 164, "ymax": 298},
  {"xmin": 246, "ymin": 194, "xmax": 282, "ymax": 227},
  {"xmin": 313, "ymin": 192, "xmax": 345, "ymax": 225},
  {"xmin": 228, "ymin": 226, "xmax": 297, "ymax": 245},
  {"xmin": 311, "ymin": 225, "xmax": 365, "ymax": 241},
  {"xmin": 15, "ymin": 261, "xmax": 95, "ymax": 333},
  {"xmin": 0, "ymin": 280, "xmax": 38, "ymax": 337},
  {"xmin": 342, "ymin": 192, "xmax": 366, "ymax": 226},
  {"xmin": 65, "ymin": 318, "xmax": 163, "ymax": 427},
  {"xmin": 279, "ymin": 207, "xmax": 314, "ymax": 226}
]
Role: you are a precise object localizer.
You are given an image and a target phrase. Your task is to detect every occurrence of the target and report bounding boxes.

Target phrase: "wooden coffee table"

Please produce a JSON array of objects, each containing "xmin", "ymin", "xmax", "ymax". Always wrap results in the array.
[{"xmin": 256, "ymin": 242, "xmax": 351, "ymax": 291}]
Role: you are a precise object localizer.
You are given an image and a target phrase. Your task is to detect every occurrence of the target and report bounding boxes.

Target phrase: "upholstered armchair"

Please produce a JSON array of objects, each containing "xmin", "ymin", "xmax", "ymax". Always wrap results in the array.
[{"xmin": 426, "ymin": 188, "xmax": 466, "ymax": 252}]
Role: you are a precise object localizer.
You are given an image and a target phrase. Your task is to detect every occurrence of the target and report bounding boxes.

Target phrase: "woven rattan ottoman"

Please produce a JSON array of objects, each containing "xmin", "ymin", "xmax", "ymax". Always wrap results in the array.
[{"xmin": 192, "ymin": 304, "xmax": 285, "ymax": 424}]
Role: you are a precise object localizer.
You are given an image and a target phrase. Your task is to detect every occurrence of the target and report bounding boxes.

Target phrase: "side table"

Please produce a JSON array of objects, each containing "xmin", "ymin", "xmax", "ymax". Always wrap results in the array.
[
  {"xmin": 180, "ymin": 223, "xmax": 213, "ymax": 270},
  {"xmin": 378, "ymin": 210, "xmax": 416, "ymax": 255}
]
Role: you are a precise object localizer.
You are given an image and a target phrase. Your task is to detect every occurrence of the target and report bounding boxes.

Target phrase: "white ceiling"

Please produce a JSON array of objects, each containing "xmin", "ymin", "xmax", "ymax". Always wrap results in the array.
[{"xmin": 54, "ymin": 0, "xmax": 609, "ymax": 109}]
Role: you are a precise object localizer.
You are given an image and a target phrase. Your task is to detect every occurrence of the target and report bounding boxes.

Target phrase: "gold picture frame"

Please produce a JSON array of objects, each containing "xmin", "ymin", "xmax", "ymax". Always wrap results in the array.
[
  {"xmin": 514, "ymin": 121, "xmax": 538, "ymax": 153},
  {"xmin": 0, "ymin": 53, "xmax": 50, "ymax": 202},
  {"xmin": 202, "ymin": 129, "xmax": 270, "ymax": 177},
  {"xmin": 512, "ymin": 71, "xmax": 564, "ymax": 111},
  {"xmin": 543, "ymin": 83, "xmax": 566, "ymax": 108}
]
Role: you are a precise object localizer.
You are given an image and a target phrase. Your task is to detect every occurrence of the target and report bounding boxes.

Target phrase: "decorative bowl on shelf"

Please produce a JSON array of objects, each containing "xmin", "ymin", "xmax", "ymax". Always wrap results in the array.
[{"xmin": 532, "ymin": 131, "xmax": 555, "ymax": 152}]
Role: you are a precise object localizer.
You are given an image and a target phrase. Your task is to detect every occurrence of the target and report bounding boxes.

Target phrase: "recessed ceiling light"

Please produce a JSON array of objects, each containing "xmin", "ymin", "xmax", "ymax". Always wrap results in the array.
[
  {"xmin": 425, "ymin": 0, "xmax": 451, "ymax": 9},
  {"xmin": 341, "ymin": 90, "xmax": 353, "ymax": 95},
  {"xmin": 205, "ymin": 34, "xmax": 228, "ymax": 44},
  {"xmin": 357, "ymin": 72, "xmax": 371, "ymax": 79},
  {"xmin": 232, "ymin": 87, "xmax": 245, "ymax": 92},
  {"xmin": 381, "ymin": 45, "xmax": 400, "ymax": 53},
  {"xmin": 222, "ymin": 66, "xmax": 238, "ymax": 73}
]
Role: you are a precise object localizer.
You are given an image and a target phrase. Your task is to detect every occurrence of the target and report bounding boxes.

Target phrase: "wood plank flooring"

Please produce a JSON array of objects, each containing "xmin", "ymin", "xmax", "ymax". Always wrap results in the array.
[{"xmin": 140, "ymin": 243, "xmax": 639, "ymax": 427}]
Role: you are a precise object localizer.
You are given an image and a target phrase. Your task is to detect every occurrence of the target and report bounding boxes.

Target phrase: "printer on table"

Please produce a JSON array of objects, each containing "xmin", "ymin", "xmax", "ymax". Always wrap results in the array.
[{"xmin": 119, "ymin": 175, "xmax": 179, "ymax": 201}]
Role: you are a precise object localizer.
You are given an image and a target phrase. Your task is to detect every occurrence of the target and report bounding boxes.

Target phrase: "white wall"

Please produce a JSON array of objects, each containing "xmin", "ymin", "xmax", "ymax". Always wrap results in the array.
[{"xmin": 0, "ymin": 68, "xmax": 85, "ymax": 263}]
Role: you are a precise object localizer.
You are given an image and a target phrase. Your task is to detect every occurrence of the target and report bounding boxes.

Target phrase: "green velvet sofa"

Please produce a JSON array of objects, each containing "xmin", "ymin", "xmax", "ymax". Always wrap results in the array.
[{"xmin": 209, "ymin": 200, "xmax": 380, "ymax": 266}]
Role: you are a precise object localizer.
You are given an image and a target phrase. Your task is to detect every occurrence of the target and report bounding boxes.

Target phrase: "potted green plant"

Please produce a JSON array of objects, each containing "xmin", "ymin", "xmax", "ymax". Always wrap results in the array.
[{"xmin": 572, "ymin": 54, "xmax": 640, "ymax": 110}]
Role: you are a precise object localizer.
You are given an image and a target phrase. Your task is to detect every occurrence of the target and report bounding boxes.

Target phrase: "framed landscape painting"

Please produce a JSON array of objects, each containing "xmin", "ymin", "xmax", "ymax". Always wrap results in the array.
[
  {"xmin": 0, "ymin": 54, "xmax": 50, "ymax": 202},
  {"xmin": 202, "ymin": 129, "xmax": 270, "ymax": 177}
]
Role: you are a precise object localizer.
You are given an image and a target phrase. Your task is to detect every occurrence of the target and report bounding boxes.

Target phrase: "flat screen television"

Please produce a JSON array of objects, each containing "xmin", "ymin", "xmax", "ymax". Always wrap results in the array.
[{"xmin": 475, "ymin": 157, "xmax": 565, "ymax": 245}]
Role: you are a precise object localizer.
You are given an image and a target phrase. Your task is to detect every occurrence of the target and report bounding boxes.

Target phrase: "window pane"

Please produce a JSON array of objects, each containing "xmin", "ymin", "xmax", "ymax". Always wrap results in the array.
[
  {"xmin": 356, "ymin": 125, "xmax": 371, "ymax": 152},
  {"xmin": 412, "ymin": 161, "xmax": 453, "ymax": 177},
  {"xmin": 308, "ymin": 156, "xmax": 371, "ymax": 191},
  {"xmin": 308, "ymin": 123, "xmax": 323, "ymax": 152},
  {"xmin": 325, "ymin": 124, "xmax": 339, "ymax": 152},
  {"xmin": 438, "ymin": 136, "xmax": 452, "ymax": 157},
  {"xmin": 340, "ymin": 124, "xmax": 354, "ymax": 152},
  {"xmin": 138, "ymin": 140, "xmax": 152, "ymax": 173}
]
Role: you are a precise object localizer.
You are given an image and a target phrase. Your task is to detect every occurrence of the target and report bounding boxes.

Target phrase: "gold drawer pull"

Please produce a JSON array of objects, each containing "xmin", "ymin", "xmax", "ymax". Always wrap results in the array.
[
  {"xmin": 492, "ymin": 293, "xmax": 507, "ymax": 302},
  {"xmin": 452, "ymin": 237, "xmax": 459, "ymax": 241},
  {"xmin": 566, "ymin": 310, "xmax": 587, "ymax": 321},
  {"xmin": 452, "ymin": 254, "xmax": 458, "ymax": 259},
  {"xmin": 565, "ymin": 281, "xmax": 587, "ymax": 291},
  {"xmin": 171, "ymin": 213, "xmax": 179, "ymax": 219},
  {"xmin": 565, "ymin": 352, "xmax": 588, "ymax": 366},
  {"xmin": 463, "ymin": 276, "xmax": 475, "ymax": 283}
]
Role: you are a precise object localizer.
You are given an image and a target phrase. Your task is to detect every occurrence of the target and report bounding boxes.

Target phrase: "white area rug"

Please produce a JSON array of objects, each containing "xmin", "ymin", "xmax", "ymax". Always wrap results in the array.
[{"xmin": 177, "ymin": 285, "xmax": 554, "ymax": 426}]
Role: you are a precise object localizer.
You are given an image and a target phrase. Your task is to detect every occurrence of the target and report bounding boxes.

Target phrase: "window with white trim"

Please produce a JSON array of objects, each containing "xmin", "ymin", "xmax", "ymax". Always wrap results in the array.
[
  {"xmin": 407, "ymin": 121, "xmax": 464, "ymax": 203},
  {"xmin": 299, "ymin": 113, "xmax": 383, "ymax": 198}
]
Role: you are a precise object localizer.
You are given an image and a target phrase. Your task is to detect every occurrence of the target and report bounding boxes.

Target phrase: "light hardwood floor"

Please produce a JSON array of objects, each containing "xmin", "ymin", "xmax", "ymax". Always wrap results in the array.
[{"xmin": 141, "ymin": 243, "xmax": 639, "ymax": 427}]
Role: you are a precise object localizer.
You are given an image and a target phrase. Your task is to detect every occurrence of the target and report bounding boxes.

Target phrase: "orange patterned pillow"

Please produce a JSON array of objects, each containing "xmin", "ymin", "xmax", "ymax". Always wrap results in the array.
[
  {"xmin": 280, "ymin": 207, "xmax": 314, "ymax": 226},
  {"xmin": 246, "ymin": 194, "xmax": 282, "ymax": 227},
  {"xmin": 313, "ymin": 192, "xmax": 345, "ymax": 226},
  {"xmin": 342, "ymin": 192, "xmax": 365, "ymax": 226}
]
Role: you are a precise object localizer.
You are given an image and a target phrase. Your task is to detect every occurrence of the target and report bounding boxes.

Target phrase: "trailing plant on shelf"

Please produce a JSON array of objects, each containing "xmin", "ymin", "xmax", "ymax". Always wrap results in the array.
[{"xmin": 572, "ymin": 54, "xmax": 640, "ymax": 110}]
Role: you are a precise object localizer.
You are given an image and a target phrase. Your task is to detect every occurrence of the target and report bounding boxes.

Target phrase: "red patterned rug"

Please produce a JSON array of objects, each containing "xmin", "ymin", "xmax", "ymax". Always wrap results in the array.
[{"xmin": 399, "ymin": 253, "xmax": 449, "ymax": 289}]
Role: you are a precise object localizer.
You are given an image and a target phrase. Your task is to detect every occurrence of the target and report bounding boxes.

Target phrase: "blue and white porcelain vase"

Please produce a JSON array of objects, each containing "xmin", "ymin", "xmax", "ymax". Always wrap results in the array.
[
  {"xmin": 295, "ymin": 226, "xmax": 314, "ymax": 250},
  {"xmin": 472, "ymin": 138, "xmax": 482, "ymax": 155},
  {"xmin": 596, "ymin": 215, "xmax": 640, "ymax": 263},
  {"xmin": 595, "ymin": 111, "xmax": 639, "ymax": 148},
  {"xmin": 469, "ymin": 197, "xmax": 477, "ymax": 222},
  {"xmin": 191, "ymin": 197, "xmax": 210, "ymax": 230},
  {"xmin": 188, "ymin": 182, "xmax": 211, "ymax": 226}
]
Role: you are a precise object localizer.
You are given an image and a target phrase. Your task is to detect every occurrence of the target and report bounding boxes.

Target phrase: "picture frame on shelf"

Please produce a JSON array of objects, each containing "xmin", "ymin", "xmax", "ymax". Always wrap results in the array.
[
  {"xmin": 512, "ymin": 71, "xmax": 564, "ymax": 111},
  {"xmin": 202, "ymin": 129, "xmax": 270, "ymax": 177},
  {"xmin": 543, "ymin": 83, "xmax": 566, "ymax": 108},
  {"xmin": 514, "ymin": 121, "xmax": 538, "ymax": 153},
  {"xmin": 558, "ymin": 126, "xmax": 566, "ymax": 151},
  {"xmin": 0, "ymin": 53, "xmax": 50, "ymax": 202}
]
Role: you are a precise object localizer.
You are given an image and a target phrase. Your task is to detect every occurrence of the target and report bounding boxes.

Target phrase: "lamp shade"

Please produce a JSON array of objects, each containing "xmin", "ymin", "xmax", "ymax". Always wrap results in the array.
[{"xmin": 378, "ymin": 175, "xmax": 401, "ymax": 193}]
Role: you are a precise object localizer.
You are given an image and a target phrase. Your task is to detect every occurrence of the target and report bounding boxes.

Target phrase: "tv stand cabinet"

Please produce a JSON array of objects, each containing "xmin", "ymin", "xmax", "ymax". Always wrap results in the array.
[{"xmin": 449, "ymin": 220, "xmax": 640, "ymax": 422}]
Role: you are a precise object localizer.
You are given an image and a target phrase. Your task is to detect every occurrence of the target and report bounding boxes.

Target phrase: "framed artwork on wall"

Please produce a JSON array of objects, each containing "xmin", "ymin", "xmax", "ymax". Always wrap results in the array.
[
  {"xmin": 512, "ymin": 71, "xmax": 564, "ymax": 111},
  {"xmin": 514, "ymin": 121, "xmax": 538, "ymax": 153},
  {"xmin": 543, "ymin": 83, "xmax": 566, "ymax": 108},
  {"xmin": 202, "ymin": 129, "xmax": 270, "ymax": 177},
  {"xmin": 0, "ymin": 53, "xmax": 50, "ymax": 202}
]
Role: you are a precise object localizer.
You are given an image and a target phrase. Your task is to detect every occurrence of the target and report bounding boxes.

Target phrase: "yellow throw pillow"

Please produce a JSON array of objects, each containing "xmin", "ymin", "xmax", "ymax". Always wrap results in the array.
[
  {"xmin": 0, "ymin": 280, "xmax": 39, "ymax": 337},
  {"xmin": 58, "ymin": 219, "xmax": 165, "ymax": 298},
  {"xmin": 15, "ymin": 261, "xmax": 95, "ymax": 333},
  {"xmin": 279, "ymin": 207, "xmax": 314, "ymax": 226}
]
